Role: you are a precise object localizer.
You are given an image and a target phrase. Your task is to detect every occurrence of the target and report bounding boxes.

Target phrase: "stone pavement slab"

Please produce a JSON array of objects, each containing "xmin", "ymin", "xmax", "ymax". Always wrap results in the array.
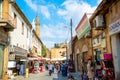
[{"xmin": 8, "ymin": 70, "xmax": 81, "ymax": 80}]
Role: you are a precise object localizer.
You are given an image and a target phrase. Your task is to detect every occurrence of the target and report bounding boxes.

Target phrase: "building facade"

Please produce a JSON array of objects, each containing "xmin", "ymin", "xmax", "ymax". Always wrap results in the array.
[
  {"xmin": 89, "ymin": 0, "xmax": 115, "ymax": 79},
  {"xmin": 72, "ymin": 35, "xmax": 92, "ymax": 72},
  {"xmin": 51, "ymin": 42, "xmax": 67, "ymax": 61},
  {"xmin": 108, "ymin": 0, "xmax": 120, "ymax": 79},
  {"xmin": 73, "ymin": 13, "xmax": 92, "ymax": 73},
  {"xmin": 7, "ymin": 1, "xmax": 32, "ymax": 75},
  {"xmin": 30, "ymin": 29, "xmax": 42, "ymax": 57},
  {"xmin": 0, "ymin": 0, "xmax": 16, "ymax": 79},
  {"xmin": 73, "ymin": 0, "xmax": 117, "ymax": 79}
]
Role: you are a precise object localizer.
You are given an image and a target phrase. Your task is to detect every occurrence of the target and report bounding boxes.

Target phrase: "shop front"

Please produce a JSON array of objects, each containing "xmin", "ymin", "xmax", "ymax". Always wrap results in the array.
[
  {"xmin": 81, "ymin": 44, "xmax": 90, "ymax": 74},
  {"xmin": 8, "ymin": 45, "xmax": 27, "ymax": 76},
  {"xmin": 93, "ymin": 33, "xmax": 114, "ymax": 79},
  {"xmin": 109, "ymin": 19, "xmax": 120, "ymax": 78}
]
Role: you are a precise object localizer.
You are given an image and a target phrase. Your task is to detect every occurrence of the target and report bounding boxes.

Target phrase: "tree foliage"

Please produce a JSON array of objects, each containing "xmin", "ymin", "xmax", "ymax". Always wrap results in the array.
[{"xmin": 42, "ymin": 44, "xmax": 46, "ymax": 57}]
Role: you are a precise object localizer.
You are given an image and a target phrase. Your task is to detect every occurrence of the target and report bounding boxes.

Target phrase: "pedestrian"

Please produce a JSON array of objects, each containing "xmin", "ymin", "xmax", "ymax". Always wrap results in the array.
[
  {"xmin": 52, "ymin": 64, "xmax": 54, "ymax": 73},
  {"xmin": 16, "ymin": 63, "xmax": 20, "ymax": 75},
  {"xmin": 20, "ymin": 63, "xmax": 24, "ymax": 75},
  {"xmin": 87, "ymin": 59, "xmax": 94, "ymax": 80},
  {"xmin": 48, "ymin": 62, "xmax": 52, "ymax": 76}
]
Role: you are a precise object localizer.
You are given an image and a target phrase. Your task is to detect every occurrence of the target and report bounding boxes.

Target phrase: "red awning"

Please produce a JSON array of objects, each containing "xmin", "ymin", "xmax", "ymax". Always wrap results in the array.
[{"xmin": 38, "ymin": 57, "xmax": 46, "ymax": 61}]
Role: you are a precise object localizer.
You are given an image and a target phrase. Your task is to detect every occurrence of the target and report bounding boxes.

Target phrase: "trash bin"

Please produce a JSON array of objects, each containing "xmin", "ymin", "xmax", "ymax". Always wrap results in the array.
[{"xmin": 25, "ymin": 68, "xmax": 29, "ymax": 78}]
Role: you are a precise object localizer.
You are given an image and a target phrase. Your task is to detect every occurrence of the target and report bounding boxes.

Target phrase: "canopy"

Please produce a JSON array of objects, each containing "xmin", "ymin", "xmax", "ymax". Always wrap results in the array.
[
  {"xmin": 38, "ymin": 57, "xmax": 46, "ymax": 61},
  {"xmin": 28, "ymin": 57, "xmax": 47, "ymax": 61},
  {"xmin": 51, "ymin": 57, "xmax": 66, "ymax": 61}
]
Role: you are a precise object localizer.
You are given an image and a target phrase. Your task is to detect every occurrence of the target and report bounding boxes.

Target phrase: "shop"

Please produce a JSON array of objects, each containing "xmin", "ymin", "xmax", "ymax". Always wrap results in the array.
[
  {"xmin": 8, "ymin": 45, "xmax": 27, "ymax": 76},
  {"xmin": 109, "ymin": 19, "xmax": 120, "ymax": 78},
  {"xmin": 93, "ymin": 33, "xmax": 114, "ymax": 79},
  {"xmin": 81, "ymin": 44, "xmax": 89, "ymax": 74}
]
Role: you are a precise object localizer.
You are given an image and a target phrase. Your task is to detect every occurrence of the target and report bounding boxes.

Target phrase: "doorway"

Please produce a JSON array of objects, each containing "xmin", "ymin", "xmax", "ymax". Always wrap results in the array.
[{"xmin": 0, "ymin": 44, "xmax": 4, "ymax": 78}]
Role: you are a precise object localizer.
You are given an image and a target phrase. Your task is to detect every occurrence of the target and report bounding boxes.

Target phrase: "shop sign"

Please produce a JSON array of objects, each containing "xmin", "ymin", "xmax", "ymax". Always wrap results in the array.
[
  {"xmin": 109, "ymin": 19, "xmax": 120, "ymax": 35},
  {"xmin": 9, "ymin": 54, "xmax": 15, "ymax": 60},
  {"xmin": 75, "ymin": 13, "xmax": 91, "ymax": 40},
  {"xmin": 93, "ymin": 36, "xmax": 101, "ymax": 47},
  {"xmin": 8, "ymin": 61, "xmax": 16, "ymax": 68}
]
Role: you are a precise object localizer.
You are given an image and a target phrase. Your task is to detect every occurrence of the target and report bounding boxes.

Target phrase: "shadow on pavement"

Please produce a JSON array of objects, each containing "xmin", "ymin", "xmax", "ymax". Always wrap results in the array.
[{"xmin": 52, "ymin": 78, "xmax": 58, "ymax": 80}]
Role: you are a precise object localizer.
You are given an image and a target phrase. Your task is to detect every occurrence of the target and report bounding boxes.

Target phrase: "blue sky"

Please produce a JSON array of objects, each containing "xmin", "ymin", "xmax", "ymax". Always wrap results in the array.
[{"xmin": 15, "ymin": 0, "xmax": 102, "ymax": 49}]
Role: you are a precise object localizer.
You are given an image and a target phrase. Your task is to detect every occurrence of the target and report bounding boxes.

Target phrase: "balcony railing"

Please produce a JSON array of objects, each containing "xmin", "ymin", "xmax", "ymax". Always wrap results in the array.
[{"xmin": 0, "ymin": 12, "xmax": 16, "ymax": 30}]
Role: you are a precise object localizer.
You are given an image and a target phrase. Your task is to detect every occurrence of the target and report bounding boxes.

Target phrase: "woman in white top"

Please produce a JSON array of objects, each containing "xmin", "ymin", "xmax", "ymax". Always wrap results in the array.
[{"xmin": 87, "ymin": 60, "xmax": 94, "ymax": 80}]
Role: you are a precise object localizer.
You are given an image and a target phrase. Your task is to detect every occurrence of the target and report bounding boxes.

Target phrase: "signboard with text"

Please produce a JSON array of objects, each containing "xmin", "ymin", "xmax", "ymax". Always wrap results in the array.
[
  {"xmin": 75, "ymin": 13, "xmax": 91, "ymax": 40},
  {"xmin": 109, "ymin": 19, "xmax": 120, "ymax": 35}
]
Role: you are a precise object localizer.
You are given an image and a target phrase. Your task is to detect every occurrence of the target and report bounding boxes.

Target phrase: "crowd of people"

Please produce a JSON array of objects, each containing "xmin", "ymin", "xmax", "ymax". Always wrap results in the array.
[
  {"xmin": 15, "ymin": 59, "xmax": 94, "ymax": 80},
  {"xmin": 45, "ymin": 61, "xmax": 73, "ymax": 77}
]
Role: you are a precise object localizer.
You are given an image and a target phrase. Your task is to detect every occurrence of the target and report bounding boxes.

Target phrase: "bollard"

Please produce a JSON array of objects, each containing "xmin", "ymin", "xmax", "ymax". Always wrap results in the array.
[{"xmin": 25, "ymin": 68, "xmax": 29, "ymax": 78}]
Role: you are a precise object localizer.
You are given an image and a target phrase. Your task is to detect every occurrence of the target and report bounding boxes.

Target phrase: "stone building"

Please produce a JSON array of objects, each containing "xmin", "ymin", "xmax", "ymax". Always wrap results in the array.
[
  {"xmin": 89, "ymin": 0, "xmax": 120, "ymax": 79},
  {"xmin": 51, "ymin": 42, "xmax": 67, "ymax": 61},
  {"xmin": 0, "ymin": 0, "xmax": 16, "ymax": 79},
  {"xmin": 73, "ymin": 13, "xmax": 92, "ymax": 72}
]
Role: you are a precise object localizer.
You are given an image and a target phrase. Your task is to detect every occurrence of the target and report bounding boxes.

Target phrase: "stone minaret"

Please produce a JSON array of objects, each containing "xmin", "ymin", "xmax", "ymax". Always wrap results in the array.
[{"xmin": 35, "ymin": 15, "xmax": 40, "ymax": 38}]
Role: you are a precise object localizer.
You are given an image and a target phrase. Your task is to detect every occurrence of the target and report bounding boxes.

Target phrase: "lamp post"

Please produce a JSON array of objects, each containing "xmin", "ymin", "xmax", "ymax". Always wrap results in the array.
[
  {"xmin": 66, "ymin": 41, "xmax": 68, "ymax": 61},
  {"xmin": 70, "ymin": 18, "xmax": 73, "ymax": 63}
]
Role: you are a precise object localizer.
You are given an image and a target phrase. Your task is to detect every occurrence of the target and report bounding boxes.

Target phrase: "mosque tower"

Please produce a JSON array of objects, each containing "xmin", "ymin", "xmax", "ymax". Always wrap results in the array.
[{"xmin": 35, "ymin": 15, "xmax": 40, "ymax": 38}]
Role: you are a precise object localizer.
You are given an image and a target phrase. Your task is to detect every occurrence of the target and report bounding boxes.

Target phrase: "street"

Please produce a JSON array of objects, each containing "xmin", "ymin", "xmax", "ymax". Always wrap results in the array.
[
  {"xmin": 9, "ymin": 70, "xmax": 81, "ymax": 80},
  {"xmin": 9, "ymin": 70, "xmax": 67, "ymax": 80}
]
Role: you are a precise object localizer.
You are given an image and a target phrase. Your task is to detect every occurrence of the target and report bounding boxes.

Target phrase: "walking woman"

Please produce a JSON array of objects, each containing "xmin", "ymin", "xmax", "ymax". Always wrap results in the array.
[{"xmin": 87, "ymin": 59, "xmax": 94, "ymax": 80}]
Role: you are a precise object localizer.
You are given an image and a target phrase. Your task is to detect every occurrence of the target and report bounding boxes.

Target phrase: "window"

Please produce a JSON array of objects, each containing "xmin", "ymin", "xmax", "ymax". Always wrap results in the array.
[
  {"xmin": 27, "ymin": 28, "xmax": 28, "ymax": 38},
  {"xmin": 22, "ymin": 22, "xmax": 24, "ymax": 35}
]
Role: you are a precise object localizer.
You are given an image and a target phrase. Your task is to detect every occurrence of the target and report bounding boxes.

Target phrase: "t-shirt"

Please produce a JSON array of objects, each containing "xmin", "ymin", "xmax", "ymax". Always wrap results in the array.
[
  {"xmin": 48, "ymin": 64, "xmax": 53, "ymax": 70},
  {"xmin": 16, "ymin": 64, "xmax": 20, "ymax": 69}
]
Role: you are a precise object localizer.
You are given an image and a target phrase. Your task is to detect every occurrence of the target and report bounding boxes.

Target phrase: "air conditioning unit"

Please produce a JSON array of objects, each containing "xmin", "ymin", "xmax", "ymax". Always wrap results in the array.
[{"xmin": 94, "ymin": 15, "xmax": 105, "ymax": 30}]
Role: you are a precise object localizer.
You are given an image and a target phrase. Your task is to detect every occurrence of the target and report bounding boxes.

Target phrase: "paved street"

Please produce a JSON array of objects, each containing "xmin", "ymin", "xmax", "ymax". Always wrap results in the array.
[
  {"xmin": 9, "ymin": 70, "xmax": 67, "ymax": 80},
  {"xmin": 9, "ymin": 70, "xmax": 81, "ymax": 80}
]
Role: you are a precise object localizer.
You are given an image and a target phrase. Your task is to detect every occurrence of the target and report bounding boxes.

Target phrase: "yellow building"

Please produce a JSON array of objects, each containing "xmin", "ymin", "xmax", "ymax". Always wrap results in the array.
[
  {"xmin": 51, "ymin": 43, "xmax": 67, "ymax": 61},
  {"xmin": 0, "ymin": 0, "xmax": 16, "ymax": 80}
]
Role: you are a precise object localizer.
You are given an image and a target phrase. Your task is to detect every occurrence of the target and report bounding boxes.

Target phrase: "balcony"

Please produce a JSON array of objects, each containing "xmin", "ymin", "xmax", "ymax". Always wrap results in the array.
[{"xmin": 0, "ymin": 12, "xmax": 16, "ymax": 31}]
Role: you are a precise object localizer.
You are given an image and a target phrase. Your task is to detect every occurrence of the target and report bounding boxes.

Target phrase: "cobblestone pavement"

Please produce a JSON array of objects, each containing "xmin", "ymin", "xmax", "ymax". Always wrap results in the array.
[{"xmin": 8, "ymin": 70, "xmax": 81, "ymax": 80}]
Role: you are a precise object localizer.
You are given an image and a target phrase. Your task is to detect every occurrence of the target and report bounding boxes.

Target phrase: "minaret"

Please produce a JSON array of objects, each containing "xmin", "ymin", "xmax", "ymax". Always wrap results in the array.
[{"xmin": 35, "ymin": 15, "xmax": 40, "ymax": 38}]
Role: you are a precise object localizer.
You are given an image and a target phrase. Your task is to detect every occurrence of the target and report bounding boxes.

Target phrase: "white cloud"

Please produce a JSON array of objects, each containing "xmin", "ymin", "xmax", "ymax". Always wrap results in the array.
[
  {"xmin": 24, "ymin": 0, "xmax": 50, "ymax": 19},
  {"xmin": 57, "ymin": 0, "xmax": 97, "ymax": 36},
  {"xmin": 24, "ymin": 0, "xmax": 37, "ymax": 12},
  {"xmin": 41, "ymin": 22, "xmax": 69, "ymax": 39},
  {"xmin": 42, "ymin": 41, "xmax": 55, "ymax": 49},
  {"xmin": 57, "ymin": 9, "xmax": 67, "ymax": 16},
  {"xmin": 41, "ymin": 24, "xmax": 55, "ymax": 38},
  {"xmin": 40, "ymin": 6, "xmax": 50, "ymax": 19}
]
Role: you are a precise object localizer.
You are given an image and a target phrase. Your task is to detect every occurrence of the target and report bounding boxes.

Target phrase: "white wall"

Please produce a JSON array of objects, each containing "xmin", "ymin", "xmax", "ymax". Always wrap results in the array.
[
  {"xmin": 32, "ymin": 32, "xmax": 42, "ymax": 56},
  {"xmin": 10, "ymin": 5, "xmax": 31, "ymax": 51}
]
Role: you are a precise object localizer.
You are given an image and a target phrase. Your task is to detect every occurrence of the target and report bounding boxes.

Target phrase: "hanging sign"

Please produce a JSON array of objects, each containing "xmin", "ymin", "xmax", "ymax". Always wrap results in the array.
[{"xmin": 75, "ymin": 13, "xmax": 91, "ymax": 40}]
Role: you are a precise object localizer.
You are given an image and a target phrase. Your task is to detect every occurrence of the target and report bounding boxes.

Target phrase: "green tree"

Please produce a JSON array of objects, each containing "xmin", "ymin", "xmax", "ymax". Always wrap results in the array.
[{"xmin": 42, "ymin": 44, "xmax": 46, "ymax": 57}]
